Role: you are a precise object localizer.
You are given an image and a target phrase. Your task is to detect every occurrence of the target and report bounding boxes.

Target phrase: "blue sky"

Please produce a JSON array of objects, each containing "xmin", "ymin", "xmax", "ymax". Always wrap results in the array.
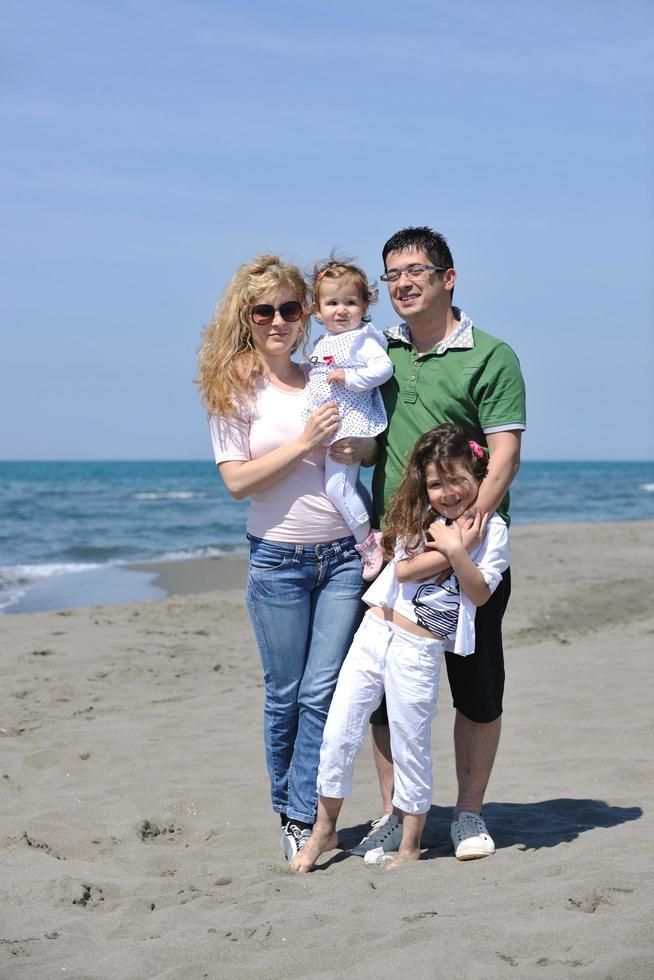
[{"xmin": 1, "ymin": 0, "xmax": 652, "ymax": 460}]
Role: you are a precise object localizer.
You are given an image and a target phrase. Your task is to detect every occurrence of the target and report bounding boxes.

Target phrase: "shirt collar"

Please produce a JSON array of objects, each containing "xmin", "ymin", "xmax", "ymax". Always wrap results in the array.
[{"xmin": 384, "ymin": 309, "xmax": 475, "ymax": 354}]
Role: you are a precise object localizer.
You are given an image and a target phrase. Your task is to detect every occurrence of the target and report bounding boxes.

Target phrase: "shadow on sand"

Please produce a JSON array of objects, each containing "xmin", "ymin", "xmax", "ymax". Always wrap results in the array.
[{"xmin": 336, "ymin": 798, "xmax": 642, "ymax": 861}]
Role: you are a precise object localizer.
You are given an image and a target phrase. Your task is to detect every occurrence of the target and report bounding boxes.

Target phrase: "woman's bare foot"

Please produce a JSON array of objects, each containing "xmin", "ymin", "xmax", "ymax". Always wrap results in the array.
[
  {"xmin": 289, "ymin": 826, "xmax": 339, "ymax": 873},
  {"xmin": 386, "ymin": 844, "xmax": 422, "ymax": 869}
]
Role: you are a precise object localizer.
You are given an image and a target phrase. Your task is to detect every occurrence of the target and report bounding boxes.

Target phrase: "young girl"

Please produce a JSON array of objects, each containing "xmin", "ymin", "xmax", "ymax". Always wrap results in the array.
[
  {"xmin": 303, "ymin": 258, "xmax": 393, "ymax": 580},
  {"xmin": 289, "ymin": 423, "xmax": 509, "ymax": 872}
]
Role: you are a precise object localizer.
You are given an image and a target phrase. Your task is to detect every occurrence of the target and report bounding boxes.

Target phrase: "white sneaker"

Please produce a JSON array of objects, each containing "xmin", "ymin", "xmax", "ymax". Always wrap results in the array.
[
  {"xmin": 451, "ymin": 810, "xmax": 495, "ymax": 860},
  {"xmin": 349, "ymin": 813, "xmax": 403, "ymax": 856}
]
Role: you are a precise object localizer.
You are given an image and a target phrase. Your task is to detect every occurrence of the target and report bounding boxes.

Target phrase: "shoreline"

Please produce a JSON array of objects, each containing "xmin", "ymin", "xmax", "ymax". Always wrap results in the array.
[
  {"xmin": 3, "ymin": 519, "xmax": 652, "ymax": 623},
  {"xmin": 129, "ymin": 555, "xmax": 249, "ymax": 597}
]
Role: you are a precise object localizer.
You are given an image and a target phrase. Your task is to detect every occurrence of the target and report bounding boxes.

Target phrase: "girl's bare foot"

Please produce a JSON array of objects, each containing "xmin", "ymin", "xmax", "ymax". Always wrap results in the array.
[
  {"xmin": 386, "ymin": 813, "xmax": 425, "ymax": 869},
  {"xmin": 289, "ymin": 826, "xmax": 339, "ymax": 873},
  {"xmin": 387, "ymin": 845, "xmax": 422, "ymax": 869}
]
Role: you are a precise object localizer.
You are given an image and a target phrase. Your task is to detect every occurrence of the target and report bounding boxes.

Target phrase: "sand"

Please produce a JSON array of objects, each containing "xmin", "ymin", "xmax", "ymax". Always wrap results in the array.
[{"xmin": 1, "ymin": 521, "xmax": 653, "ymax": 980}]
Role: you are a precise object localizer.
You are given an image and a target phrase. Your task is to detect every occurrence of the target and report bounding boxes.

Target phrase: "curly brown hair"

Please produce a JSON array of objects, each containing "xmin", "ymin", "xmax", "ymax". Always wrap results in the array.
[{"xmin": 382, "ymin": 423, "xmax": 489, "ymax": 556}]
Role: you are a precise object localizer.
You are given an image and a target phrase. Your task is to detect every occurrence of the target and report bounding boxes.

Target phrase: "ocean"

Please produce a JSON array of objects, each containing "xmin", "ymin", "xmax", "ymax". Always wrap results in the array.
[{"xmin": 1, "ymin": 460, "xmax": 653, "ymax": 614}]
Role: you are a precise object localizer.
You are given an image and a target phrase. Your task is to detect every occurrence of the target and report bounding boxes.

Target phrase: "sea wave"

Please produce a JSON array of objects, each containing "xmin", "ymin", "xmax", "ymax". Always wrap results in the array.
[
  {"xmin": 132, "ymin": 491, "xmax": 208, "ymax": 501},
  {"xmin": 0, "ymin": 561, "xmax": 103, "ymax": 611},
  {"xmin": 639, "ymin": 483, "xmax": 654, "ymax": 493},
  {"xmin": 0, "ymin": 546, "xmax": 247, "ymax": 612},
  {"xmin": 134, "ymin": 545, "xmax": 245, "ymax": 563}
]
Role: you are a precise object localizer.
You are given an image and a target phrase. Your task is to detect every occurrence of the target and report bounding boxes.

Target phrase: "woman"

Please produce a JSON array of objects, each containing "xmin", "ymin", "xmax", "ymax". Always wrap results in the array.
[{"xmin": 197, "ymin": 254, "xmax": 371, "ymax": 861}]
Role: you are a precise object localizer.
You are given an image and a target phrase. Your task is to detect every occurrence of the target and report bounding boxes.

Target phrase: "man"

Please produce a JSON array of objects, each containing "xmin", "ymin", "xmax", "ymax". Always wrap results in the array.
[{"xmin": 351, "ymin": 226, "xmax": 526, "ymax": 860}]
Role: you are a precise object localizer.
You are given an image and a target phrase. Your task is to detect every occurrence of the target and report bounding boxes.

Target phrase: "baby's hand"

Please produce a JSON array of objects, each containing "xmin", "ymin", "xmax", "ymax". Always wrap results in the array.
[{"xmin": 326, "ymin": 369, "xmax": 346, "ymax": 386}]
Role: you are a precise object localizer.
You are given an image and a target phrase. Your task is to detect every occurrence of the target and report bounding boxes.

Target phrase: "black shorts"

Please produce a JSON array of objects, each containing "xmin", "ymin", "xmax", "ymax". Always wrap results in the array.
[{"xmin": 369, "ymin": 568, "xmax": 511, "ymax": 726}]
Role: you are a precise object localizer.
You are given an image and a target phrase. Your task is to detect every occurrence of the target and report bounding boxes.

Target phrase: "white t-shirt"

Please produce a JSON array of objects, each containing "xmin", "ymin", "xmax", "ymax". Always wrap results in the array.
[
  {"xmin": 209, "ymin": 378, "xmax": 351, "ymax": 543},
  {"xmin": 363, "ymin": 514, "xmax": 510, "ymax": 656}
]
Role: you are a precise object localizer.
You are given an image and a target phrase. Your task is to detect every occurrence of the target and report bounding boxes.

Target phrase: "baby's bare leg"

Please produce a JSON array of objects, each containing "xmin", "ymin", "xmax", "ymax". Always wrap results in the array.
[
  {"xmin": 387, "ymin": 812, "xmax": 426, "ymax": 869},
  {"xmin": 289, "ymin": 797, "xmax": 342, "ymax": 873}
]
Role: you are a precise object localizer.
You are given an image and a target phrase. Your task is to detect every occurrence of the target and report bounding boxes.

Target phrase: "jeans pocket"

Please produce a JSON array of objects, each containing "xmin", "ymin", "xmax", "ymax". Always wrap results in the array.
[{"xmin": 248, "ymin": 541, "xmax": 291, "ymax": 572}]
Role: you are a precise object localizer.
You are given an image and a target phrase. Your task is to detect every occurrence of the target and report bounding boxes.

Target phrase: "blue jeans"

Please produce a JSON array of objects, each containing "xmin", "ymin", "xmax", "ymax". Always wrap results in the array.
[{"xmin": 245, "ymin": 534, "xmax": 364, "ymax": 824}]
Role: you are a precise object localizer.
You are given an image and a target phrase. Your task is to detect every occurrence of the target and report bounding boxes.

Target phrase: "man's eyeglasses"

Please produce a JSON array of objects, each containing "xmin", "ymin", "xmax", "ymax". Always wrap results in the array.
[
  {"xmin": 380, "ymin": 263, "xmax": 447, "ymax": 283},
  {"xmin": 250, "ymin": 301, "xmax": 303, "ymax": 326}
]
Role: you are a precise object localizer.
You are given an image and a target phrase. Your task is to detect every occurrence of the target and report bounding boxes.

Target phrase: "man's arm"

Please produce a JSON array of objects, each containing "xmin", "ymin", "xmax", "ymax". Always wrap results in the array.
[{"xmin": 475, "ymin": 430, "xmax": 522, "ymax": 517}]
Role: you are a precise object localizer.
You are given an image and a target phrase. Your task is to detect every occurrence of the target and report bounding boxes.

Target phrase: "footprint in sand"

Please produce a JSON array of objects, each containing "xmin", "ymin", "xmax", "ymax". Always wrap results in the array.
[
  {"xmin": 72, "ymin": 883, "xmax": 104, "ymax": 908},
  {"xmin": 137, "ymin": 819, "xmax": 183, "ymax": 841},
  {"xmin": 22, "ymin": 832, "xmax": 62, "ymax": 860},
  {"xmin": 567, "ymin": 886, "xmax": 634, "ymax": 914}
]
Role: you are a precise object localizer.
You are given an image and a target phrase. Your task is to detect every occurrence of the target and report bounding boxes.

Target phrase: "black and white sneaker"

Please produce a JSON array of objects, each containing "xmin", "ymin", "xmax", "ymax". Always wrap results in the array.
[{"xmin": 281, "ymin": 821, "xmax": 313, "ymax": 861}]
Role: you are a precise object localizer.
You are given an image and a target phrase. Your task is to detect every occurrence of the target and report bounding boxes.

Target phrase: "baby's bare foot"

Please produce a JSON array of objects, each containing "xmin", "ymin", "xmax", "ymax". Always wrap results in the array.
[
  {"xmin": 289, "ymin": 827, "xmax": 338, "ymax": 873},
  {"xmin": 387, "ymin": 845, "xmax": 421, "ymax": 870}
]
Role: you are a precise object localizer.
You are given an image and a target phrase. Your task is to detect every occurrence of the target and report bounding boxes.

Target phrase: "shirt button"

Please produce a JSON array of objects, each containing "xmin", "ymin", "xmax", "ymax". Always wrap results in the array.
[{"xmin": 409, "ymin": 374, "xmax": 416, "ymax": 381}]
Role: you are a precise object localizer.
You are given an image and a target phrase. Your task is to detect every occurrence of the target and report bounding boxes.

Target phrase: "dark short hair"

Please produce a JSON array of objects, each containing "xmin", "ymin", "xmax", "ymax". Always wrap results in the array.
[{"xmin": 382, "ymin": 226, "xmax": 454, "ymax": 270}]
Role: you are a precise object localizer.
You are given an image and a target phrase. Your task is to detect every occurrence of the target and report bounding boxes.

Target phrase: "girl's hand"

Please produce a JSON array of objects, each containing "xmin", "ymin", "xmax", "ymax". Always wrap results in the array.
[
  {"xmin": 427, "ymin": 519, "xmax": 464, "ymax": 558},
  {"xmin": 326, "ymin": 369, "xmax": 346, "ymax": 386},
  {"xmin": 301, "ymin": 402, "xmax": 340, "ymax": 450},
  {"xmin": 458, "ymin": 510, "xmax": 488, "ymax": 553}
]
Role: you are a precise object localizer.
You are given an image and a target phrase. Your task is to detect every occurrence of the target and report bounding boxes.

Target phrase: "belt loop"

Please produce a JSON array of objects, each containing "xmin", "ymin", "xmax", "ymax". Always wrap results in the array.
[
  {"xmin": 332, "ymin": 539, "xmax": 342, "ymax": 558},
  {"xmin": 292, "ymin": 544, "xmax": 303, "ymax": 566}
]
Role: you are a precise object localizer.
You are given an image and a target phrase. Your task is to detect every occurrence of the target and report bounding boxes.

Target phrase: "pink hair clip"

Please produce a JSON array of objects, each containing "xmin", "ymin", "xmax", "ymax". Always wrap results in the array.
[{"xmin": 469, "ymin": 440, "xmax": 485, "ymax": 459}]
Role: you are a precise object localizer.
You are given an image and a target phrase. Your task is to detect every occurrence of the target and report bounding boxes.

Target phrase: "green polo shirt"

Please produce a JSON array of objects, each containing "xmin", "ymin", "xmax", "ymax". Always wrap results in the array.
[{"xmin": 372, "ymin": 320, "xmax": 526, "ymax": 526}]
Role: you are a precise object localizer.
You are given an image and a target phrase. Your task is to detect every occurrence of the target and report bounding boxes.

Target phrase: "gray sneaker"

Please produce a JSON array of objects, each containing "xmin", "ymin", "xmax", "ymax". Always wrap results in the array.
[
  {"xmin": 349, "ymin": 813, "xmax": 403, "ymax": 856},
  {"xmin": 281, "ymin": 821, "xmax": 312, "ymax": 861},
  {"xmin": 450, "ymin": 810, "xmax": 495, "ymax": 860}
]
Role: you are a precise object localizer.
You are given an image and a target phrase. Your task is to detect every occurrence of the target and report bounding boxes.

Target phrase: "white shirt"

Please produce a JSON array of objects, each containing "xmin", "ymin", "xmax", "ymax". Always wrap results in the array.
[{"xmin": 363, "ymin": 514, "xmax": 509, "ymax": 656}]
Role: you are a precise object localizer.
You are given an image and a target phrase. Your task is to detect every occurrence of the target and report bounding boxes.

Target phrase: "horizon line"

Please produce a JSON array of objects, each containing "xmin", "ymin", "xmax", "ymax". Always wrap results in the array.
[{"xmin": 1, "ymin": 457, "xmax": 653, "ymax": 465}]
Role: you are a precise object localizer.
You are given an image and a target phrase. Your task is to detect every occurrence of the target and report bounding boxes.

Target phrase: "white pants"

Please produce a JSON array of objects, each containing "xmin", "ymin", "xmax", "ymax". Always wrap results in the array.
[
  {"xmin": 324, "ymin": 456, "xmax": 370, "ymax": 540},
  {"xmin": 318, "ymin": 612, "xmax": 444, "ymax": 814}
]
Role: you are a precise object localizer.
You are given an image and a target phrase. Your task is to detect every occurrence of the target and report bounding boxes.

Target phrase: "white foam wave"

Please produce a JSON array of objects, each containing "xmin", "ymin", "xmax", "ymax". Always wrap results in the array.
[
  {"xmin": 132, "ymin": 491, "xmax": 207, "ymax": 501},
  {"xmin": 136, "ymin": 545, "xmax": 245, "ymax": 563},
  {"xmin": 0, "ymin": 547, "xmax": 248, "ymax": 612},
  {"xmin": 639, "ymin": 483, "xmax": 654, "ymax": 493},
  {"xmin": 0, "ymin": 561, "xmax": 103, "ymax": 583},
  {"xmin": 0, "ymin": 562, "xmax": 103, "ymax": 611},
  {"xmin": 0, "ymin": 585, "xmax": 27, "ymax": 611}
]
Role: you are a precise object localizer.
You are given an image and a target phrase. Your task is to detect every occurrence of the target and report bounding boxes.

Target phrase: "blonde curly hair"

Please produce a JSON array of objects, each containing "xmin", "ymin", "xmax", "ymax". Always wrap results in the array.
[{"xmin": 196, "ymin": 254, "xmax": 309, "ymax": 415}]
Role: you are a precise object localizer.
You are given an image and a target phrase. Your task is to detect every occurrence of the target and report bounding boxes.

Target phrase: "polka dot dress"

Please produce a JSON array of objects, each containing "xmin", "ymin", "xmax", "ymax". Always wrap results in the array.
[{"xmin": 302, "ymin": 326, "xmax": 389, "ymax": 445}]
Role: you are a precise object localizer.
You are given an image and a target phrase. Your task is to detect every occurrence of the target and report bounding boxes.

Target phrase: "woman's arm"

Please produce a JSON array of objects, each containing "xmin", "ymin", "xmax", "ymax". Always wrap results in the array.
[{"xmin": 219, "ymin": 402, "xmax": 340, "ymax": 500}]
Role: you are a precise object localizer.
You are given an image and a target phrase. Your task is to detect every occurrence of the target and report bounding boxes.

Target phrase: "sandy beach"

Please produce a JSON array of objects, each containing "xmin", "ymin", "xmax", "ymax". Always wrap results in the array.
[{"xmin": 1, "ymin": 520, "xmax": 653, "ymax": 980}]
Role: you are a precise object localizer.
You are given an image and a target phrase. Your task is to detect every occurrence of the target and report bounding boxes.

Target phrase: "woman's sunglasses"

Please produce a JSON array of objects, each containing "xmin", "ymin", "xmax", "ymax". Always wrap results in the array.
[{"xmin": 250, "ymin": 301, "xmax": 303, "ymax": 326}]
